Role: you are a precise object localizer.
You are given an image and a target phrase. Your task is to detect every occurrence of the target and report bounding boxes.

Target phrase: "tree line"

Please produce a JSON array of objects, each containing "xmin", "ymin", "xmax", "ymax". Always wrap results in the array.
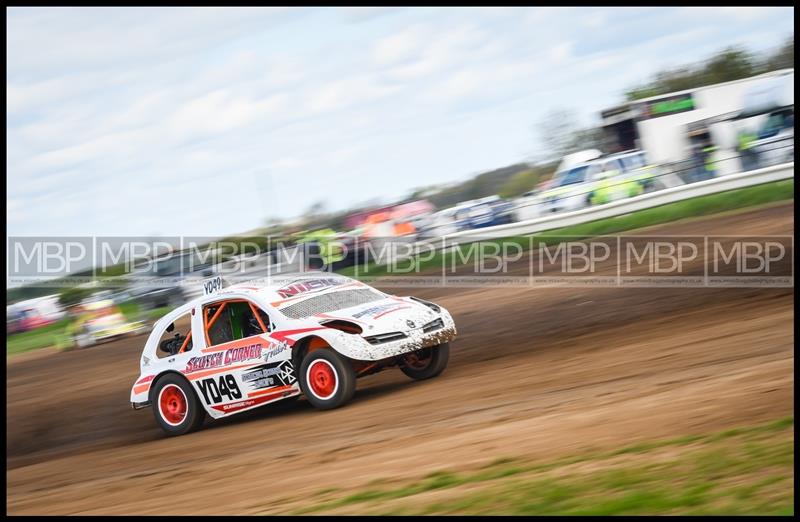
[{"xmin": 625, "ymin": 36, "xmax": 793, "ymax": 101}]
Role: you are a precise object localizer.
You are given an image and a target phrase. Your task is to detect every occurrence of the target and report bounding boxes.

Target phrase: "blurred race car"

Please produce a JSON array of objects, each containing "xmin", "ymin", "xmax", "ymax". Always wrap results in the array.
[
  {"xmin": 72, "ymin": 299, "xmax": 147, "ymax": 348},
  {"xmin": 513, "ymin": 150, "xmax": 661, "ymax": 220},
  {"xmin": 417, "ymin": 206, "xmax": 465, "ymax": 239},
  {"xmin": 131, "ymin": 273, "xmax": 457, "ymax": 436}
]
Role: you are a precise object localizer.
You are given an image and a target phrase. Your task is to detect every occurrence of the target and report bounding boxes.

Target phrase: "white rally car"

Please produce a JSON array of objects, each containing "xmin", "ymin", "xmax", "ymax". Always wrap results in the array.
[{"xmin": 131, "ymin": 273, "xmax": 457, "ymax": 436}]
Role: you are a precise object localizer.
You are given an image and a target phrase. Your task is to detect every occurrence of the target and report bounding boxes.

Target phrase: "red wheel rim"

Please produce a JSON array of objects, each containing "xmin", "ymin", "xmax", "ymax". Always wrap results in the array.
[
  {"xmin": 307, "ymin": 360, "xmax": 338, "ymax": 400},
  {"xmin": 159, "ymin": 384, "xmax": 188, "ymax": 426},
  {"xmin": 403, "ymin": 348, "xmax": 433, "ymax": 370}
]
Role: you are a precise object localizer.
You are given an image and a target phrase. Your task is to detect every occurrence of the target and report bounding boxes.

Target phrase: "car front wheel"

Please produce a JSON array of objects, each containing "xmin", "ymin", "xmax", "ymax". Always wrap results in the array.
[
  {"xmin": 299, "ymin": 348, "xmax": 356, "ymax": 410},
  {"xmin": 399, "ymin": 343, "xmax": 450, "ymax": 380}
]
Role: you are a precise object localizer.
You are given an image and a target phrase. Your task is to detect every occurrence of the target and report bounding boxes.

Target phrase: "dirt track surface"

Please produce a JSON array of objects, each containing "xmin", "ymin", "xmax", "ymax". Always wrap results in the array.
[{"xmin": 6, "ymin": 203, "xmax": 795, "ymax": 515}]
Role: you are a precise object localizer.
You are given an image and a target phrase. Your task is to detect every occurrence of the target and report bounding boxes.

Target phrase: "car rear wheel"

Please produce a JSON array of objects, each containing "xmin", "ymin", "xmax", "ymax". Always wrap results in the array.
[
  {"xmin": 151, "ymin": 374, "xmax": 206, "ymax": 436},
  {"xmin": 299, "ymin": 348, "xmax": 356, "ymax": 410},
  {"xmin": 399, "ymin": 343, "xmax": 450, "ymax": 380}
]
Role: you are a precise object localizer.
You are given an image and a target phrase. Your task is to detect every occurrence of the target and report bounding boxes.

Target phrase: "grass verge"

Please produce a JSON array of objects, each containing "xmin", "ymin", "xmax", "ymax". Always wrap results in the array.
[
  {"xmin": 6, "ymin": 304, "xmax": 170, "ymax": 357},
  {"xmin": 5, "ymin": 318, "xmax": 73, "ymax": 356},
  {"xmin": 286, "ymin": 417, "xmax": 794, "ymax": 515}
]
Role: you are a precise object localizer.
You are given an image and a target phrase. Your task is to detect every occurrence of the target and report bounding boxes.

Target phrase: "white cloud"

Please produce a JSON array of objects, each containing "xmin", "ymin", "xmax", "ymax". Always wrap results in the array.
[
  {"xmin": 372, "ymin": 24, "xmax": 431, "ymax": 65},
  {"xmin": 382, "ymin": 22, "xmax": 491, "ymax": 80},
  {"xmin": 271, "ymin": 157, "xmax": 305, "ymax": 170},
  {"xmin": 7, "ymin": 72, "xmax": 115, "ymax": 116},
  {"xmin": 582, "ymin": 11, "xmax": 607, "ymax": 28},
  {"xmin": 548, "ymin": 41, "xmax": 574, "ymax": 64},
  {"xmin": 305, "ymin": 74, "xmax": 401, "ymax": 115},
  {"xmin": 167, "ymin": 89, "xmax": 287, "ymax": 137},
  {"xmin": 327, "ymin": 144, "xmax": 365, "ymax": 167}
]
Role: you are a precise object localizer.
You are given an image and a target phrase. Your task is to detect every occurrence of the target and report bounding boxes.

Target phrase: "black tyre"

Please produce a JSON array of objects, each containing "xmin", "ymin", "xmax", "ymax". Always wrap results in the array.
[
  {"xmin": 299, "ymin": 348, "xmax": 356, "ymax": 410},
  {"xmin": 150, "ymin": 373, "xmax": 206, "ymax": 436},
  {"xmin": 399, "ymin": 343, "xmax": 450, "ymax": 380}
]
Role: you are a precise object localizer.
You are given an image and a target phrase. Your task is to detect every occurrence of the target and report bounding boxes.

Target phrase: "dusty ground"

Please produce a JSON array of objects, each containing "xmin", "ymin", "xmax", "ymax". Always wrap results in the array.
[{"xmin": 6, "ymin": 202, "xmax": 794, "ymax": 515}]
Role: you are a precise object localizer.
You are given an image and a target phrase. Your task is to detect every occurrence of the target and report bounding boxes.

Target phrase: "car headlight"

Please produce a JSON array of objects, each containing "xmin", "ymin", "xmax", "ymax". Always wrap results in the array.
[
  {"xmin": 410, "ymin": 296, "xmax": 440, "ymax": 313},
  {"xmin": 422, "ymin": 318, "xmax": 444, "ymax": 333}
]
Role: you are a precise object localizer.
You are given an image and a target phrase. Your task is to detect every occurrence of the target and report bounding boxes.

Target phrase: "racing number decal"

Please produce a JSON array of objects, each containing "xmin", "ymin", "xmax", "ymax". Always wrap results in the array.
[
  {"xmin": 197, "ymin": 374, "xmax": 243, "ymax": 404},
  {"xmin": 203, "ymin": 275, "xmax": 223, "ymax": 296}
]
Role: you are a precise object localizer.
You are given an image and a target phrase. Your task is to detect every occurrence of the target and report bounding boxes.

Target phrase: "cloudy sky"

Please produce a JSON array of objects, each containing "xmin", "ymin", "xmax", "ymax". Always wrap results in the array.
[{"xmin": 7, "ymin": 7, "xmax": 794, "ymax": 238}]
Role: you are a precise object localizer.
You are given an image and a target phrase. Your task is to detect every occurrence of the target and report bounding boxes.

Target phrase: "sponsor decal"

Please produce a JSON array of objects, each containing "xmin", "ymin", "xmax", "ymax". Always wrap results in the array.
[
  {"xmin": 220, "ymin": 398, "xmax": 257, "ymax": 412},
  {"xmin": 242, "ymin": 360, "xmax": 296, "ymax": 390},
  {"xmin": 185, "ymin": 342, "xmax": 263, "ymax": 373},
  {"xmin": 211, "ymin": 392, "xmax": 285, "ymax": 413},
  {"xmin": 196, "ymin": 374, "xmax": 243, "ymax": 404},
  {"xmin": 263, "ymin": 340, "xmax": 290, "ymax": 361},
  {"xmin": 277, "ymin": 277, "xmax": 346, "ymax": 298},
  {"xmin": 352, "ymin": 303, "xmax": 406, "ymax": 319},
  {"xmin": 641, "ymin": 93, "xmax": 695, "ymax": 119}
]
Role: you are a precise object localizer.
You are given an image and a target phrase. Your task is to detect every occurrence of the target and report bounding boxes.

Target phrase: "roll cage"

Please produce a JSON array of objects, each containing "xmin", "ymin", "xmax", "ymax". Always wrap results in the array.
[{"xmin": 142, "ymin": 292, "xmax": 293, "ymax": 361}]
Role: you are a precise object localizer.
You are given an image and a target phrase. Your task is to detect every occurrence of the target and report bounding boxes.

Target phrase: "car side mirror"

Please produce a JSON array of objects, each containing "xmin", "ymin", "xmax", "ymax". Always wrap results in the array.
[{"xmin": 166, "ymin": 323, "xmax": 175, "ymax": 333}]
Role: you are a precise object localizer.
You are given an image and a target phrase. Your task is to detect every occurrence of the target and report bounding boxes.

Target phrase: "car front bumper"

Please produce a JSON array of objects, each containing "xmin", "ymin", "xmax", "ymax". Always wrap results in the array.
[{"xmin": 352, "ymin": 313, "xmax": 458, "ymax": 361}]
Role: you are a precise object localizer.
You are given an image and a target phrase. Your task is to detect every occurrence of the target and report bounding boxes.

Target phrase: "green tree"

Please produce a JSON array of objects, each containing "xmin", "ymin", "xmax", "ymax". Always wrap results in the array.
[
  {"xmin": 498, "ymin": 169, "xmax": 540, "ymax": 198},
  {"xmin": 764, "ymin": 36, "xmax": 794, "ymax": 71},
  {"xmin": 624, "ymin": 38, "xmax": 792, "ymax": 102},
  {"xmin": 58, "ymin": 287, "xmax": 94, "ymax": 308},
  {"xmin": 703, "ymin": 47, "xmax": 755, "ymax": 84}
]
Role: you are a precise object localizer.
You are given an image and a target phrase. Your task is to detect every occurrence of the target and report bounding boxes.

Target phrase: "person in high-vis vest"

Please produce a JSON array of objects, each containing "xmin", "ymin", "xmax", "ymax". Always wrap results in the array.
[
  {"xmin": 738, "ymin": 130, "xmax": 759, "ymax": 171},
  {"xmin": 701, "ymin": 143, "xmax": 718, "ymax": 180},
  {"xmin": 297, "ymin": 228, "xmax": 346, "ymax": 270}
]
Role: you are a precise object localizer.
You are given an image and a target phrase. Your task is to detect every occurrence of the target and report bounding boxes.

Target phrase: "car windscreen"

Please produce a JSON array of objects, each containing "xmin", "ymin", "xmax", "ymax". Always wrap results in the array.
[
  {"xmin": 759, "ymin": 112, "xmax": 790, "ymax": 139},
  {"xmin": 557, "ymin": 165, "xmax": 589, "ymax": 187}
]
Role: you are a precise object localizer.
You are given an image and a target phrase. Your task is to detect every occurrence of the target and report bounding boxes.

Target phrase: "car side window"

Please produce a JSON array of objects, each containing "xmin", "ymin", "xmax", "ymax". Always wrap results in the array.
[
  {"xmin": 625, "ymin": 154, "xmax": 645, "ymax": 170},
  {"xmin": 203, "ymin": 299, "xmax": 272, "ymax": 347},
  {"xmin": 156, "ymin": 312, "xmax": 193, "ymax": 358},
  {"xmin": 584, "ymin": 164, "xmax": 601, "ymax": 181},
  {"xmin": 205, "ymin": 303, "xmax": 234, "ymax": 346}
]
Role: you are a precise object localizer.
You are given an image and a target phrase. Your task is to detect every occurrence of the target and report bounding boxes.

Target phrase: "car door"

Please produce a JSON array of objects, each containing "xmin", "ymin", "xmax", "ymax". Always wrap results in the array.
[
  {"xmin": 189, "ymin": 297, "xmax": 298, "ymax": 417},
  {"xmin": 602, "ymin": 159, "xmax": 630, "ymax": 201},
  {"xmin": 145, "ymin": 308, "xmax": 200, "ymax": 380}
]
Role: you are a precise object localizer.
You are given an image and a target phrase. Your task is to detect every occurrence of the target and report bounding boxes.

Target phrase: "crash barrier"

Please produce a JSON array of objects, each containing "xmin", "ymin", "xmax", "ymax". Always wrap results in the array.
[{"xmin": 429, "ymin": 161, "xmax": 794, "ymax": 243}]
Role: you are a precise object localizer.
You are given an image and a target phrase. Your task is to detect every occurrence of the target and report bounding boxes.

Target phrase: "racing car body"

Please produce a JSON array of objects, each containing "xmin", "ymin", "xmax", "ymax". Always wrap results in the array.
[
  {"xmin": 73, "ymin": 299, "xmax": 147, "ymax": 348},
  {"xmin": 513, "ymin": 150, "xmax": 662, "ymax": 220},
  {"xmin": 131, "ymin": 273, "xmax": 457, "ymax": 435}
]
